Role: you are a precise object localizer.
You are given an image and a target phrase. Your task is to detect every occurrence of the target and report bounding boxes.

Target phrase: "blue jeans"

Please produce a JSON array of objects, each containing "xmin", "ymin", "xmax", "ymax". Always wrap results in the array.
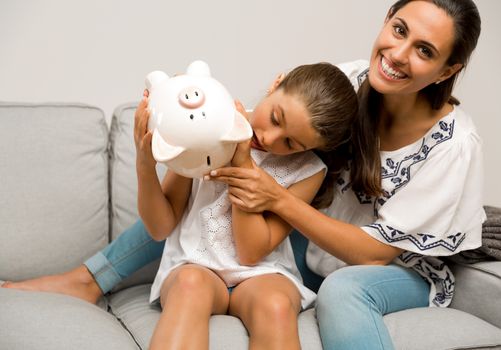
[
  {"xmin": 316, "ymin": 265, "xmax": 430, "ymax": 350},
  {"xmin": 84, "ymin": 220, "xmax": 164, "ymax": 294}
]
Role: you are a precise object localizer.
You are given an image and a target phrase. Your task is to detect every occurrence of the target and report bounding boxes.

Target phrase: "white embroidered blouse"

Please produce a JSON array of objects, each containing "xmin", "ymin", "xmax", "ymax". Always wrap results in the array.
[
  {"xmin": 306, "ymin": 60, "xmax": 486, "ymax": 307},
  {"xmin": 150, "ymin": 149, "xmax": 326, "ymax": 309}
]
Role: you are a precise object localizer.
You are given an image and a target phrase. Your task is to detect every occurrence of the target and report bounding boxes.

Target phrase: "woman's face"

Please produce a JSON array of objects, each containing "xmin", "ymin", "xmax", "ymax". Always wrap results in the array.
[
  {"xmin": 249, "ymin": 89, "xmax": 323, "ymax": 156},
  {"xmin": 368, "ymin": 1, "xmax": 459, "ymax": 96}
]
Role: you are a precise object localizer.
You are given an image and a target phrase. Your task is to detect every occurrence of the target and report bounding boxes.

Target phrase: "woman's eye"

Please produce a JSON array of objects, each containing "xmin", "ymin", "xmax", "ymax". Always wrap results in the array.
[
  {"xmin": 393, "ymin": 24, "xmax": 405, "ymax": 36},
  {"xmin": 418, "ymin": 46, "xmax": 433, "ymax": 58}
]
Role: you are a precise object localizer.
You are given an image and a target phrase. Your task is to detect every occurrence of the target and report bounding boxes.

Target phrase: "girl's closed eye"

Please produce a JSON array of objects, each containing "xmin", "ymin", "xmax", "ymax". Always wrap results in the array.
[{"xmin": 270, "ymin": 110, "xmax": 280, "ymax": 126}]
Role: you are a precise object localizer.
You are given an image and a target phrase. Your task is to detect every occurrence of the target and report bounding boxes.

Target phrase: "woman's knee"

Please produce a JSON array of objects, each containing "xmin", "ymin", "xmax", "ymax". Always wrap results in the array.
[{"xmin": 317, "ymin": 266, "xmax": 367, "ymax": 307}]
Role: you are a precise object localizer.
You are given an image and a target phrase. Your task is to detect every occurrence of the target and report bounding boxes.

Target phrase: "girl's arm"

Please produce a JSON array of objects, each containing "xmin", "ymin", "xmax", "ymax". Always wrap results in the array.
[
  {"xmin": 232, "ymin": 169, "xmax": 325, "ymax": 266},
  {"xmin": 211, "ymin": 166, "xmax": 402, "ymax": 265},
  {"xmin": 137, "ymin": 168, "xmax": 192, "ymax": 241},
  {"xmin": 135, "ymin": 95, "xmax": 192, "ymax": 241}
]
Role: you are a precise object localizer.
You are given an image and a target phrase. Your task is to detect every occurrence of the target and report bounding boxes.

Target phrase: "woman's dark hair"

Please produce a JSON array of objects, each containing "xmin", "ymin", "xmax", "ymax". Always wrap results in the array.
[
  {"xmin": 351, "ymin": 0, "xmax": 481, "ymax": 197},
  {"xmin": 278, "ymin": 62, "xmax": 358, "ymax": 208}
]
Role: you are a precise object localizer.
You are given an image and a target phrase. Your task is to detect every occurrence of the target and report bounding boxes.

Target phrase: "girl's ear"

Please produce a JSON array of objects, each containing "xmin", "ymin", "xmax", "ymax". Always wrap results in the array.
[
  {"xmin": 267, "ymin": 73, "xmax": 286, "ymax": 95},
  {"xmin": 437, "ymin": 63, "xmax": 463, "ymax": 84}
]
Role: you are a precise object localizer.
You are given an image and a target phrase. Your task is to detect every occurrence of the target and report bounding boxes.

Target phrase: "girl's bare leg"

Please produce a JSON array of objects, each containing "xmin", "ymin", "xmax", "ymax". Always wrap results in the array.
[
  {"xmin": 2, "ymin": 265, "xmax": 102, "ymax": 304},
  {"xmin": 149, "ymin": 264, "xmax": 229, "ymax": 350},
  {"xmin": 229, "ymin": 274, "xmax": 302, "ymax": 350}
]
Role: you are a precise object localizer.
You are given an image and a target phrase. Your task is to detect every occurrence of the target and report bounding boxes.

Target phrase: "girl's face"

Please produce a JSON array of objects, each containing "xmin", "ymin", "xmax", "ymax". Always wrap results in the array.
[
  {"xmin": 368, "ymin": 1, "xmax": 461, "ymax": 96},
  {"xmin": 249, "ymin": 89, "xmax": 323, "ymax": 156}
]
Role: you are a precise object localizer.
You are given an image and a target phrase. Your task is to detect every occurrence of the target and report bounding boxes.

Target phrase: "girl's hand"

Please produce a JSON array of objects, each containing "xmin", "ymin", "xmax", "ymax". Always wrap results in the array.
[
  {"xmin": 230, "ymin": 100, "xmax": 253, "ymax": 168},
  {"xmin": 134, "ymin": 89, "xmax": 156, "ymax": 172},
  {"xmin": 208, "ymin": 165, "xmax": 285, "ymax": 213}
]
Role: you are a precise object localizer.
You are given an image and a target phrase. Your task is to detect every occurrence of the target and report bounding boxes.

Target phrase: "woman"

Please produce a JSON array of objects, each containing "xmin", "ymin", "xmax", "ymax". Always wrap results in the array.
[
  {"xmin": 209, "ymin": 0, "xmax": 484, "ymax": 348},
  {"xmin": 5, "ymin": 0, "xmax": 484, "ymax": 349}
]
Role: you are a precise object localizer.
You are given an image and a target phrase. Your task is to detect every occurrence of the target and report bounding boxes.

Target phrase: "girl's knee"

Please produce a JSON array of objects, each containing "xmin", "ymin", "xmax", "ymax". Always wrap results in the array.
[
  {"xmin": 162, "ymin": 265, "xmax": 214, "ymax": 301},
  {"xmin": 253, "ymin": 292, "xmax": 298, "ymax": 325}
]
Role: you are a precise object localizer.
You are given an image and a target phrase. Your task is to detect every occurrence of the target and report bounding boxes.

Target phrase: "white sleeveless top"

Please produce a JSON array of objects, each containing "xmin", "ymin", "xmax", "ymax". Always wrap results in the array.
[{"xmin": 150, "ymin": 149, "xmax": 326, "ymax": 309}]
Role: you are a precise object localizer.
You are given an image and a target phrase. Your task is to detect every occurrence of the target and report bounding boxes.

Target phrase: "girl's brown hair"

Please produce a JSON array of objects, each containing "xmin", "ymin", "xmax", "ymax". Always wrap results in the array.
[
  {"xmin": 278, "ymin": 62, "xmax": 358, "ymax": 208},
  {"xmin": 351, "ymin": 0, "xmax": 481, "ymax": 197}
]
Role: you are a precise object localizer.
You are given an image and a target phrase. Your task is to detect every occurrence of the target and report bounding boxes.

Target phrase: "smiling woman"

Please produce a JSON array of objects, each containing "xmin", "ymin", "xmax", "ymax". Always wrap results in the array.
[{"xmin": 208, "ymin": 1, "xmax": 484, "ymax": 349}]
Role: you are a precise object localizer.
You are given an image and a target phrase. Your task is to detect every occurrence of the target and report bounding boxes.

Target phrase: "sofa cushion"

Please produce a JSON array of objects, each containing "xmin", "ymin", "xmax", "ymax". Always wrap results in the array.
[
  {"xmin": 0, "ymin": 103, "xmax": 109, "ymax": 281},
  {"xmin": 385, "ymin": 307, "xmax": 501, "ymax": 350},
  {"xmin": 107, "ymin": 284, "xmax": 324, "ymax": 349},
  {"xmin": 0, "ymin": 288, "xmax": 138, "ymax": 350},
  {"xmin": 450, "ymin": 261, "xmax": 501, "ymax": 329}
]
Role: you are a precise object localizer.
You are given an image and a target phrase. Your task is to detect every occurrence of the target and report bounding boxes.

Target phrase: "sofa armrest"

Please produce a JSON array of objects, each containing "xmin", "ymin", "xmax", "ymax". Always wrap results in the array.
[{"xmin": 450, "ymin": 261, "xmax": 501, "ymax": 328}]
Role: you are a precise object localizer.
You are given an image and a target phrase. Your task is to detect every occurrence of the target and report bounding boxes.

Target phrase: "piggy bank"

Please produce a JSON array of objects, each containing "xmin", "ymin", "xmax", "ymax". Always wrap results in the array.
[{"xmin": 146, "ymin": 60, "xmax": 252, "ymax": 178}]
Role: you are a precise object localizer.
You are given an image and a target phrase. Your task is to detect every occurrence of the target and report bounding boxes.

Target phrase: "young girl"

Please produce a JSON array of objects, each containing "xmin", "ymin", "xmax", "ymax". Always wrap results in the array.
[{"xmin": 131, "ymin": 62, "xmax": 358, "ymax": 349}]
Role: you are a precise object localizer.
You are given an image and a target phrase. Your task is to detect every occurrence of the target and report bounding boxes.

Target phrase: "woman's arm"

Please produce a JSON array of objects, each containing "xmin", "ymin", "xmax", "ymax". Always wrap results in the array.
[
  {"xmin": 135, "ymin": 95, "xmax": 192, "ymax": 241},
  {"xmin": 210, "ymin": 166, "xmax": 402, "ymax": 265},
  {"xmin": 232, "ymin": 170, "xmax": 325, "ymax": 266}
]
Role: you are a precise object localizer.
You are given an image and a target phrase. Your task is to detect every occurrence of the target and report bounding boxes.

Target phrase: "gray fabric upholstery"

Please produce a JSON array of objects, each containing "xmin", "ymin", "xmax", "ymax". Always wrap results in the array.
[
  {"xmin": 385, "ymin": 308, "xmax": 501, "ymax": 350},
  {"xmin": 451, "ymin": 261, "xmax": 501, "ymax": 329},
  {"xmin": 2, "ymin": 102, "xmax": 501, "ymax": 350},
  {"xmin": 0, "ymin": 103, "xmax": 109, "ymax": 281},
  {"xmin": 0, "ymin": 288, "xmax": 138, "ymax": 350}
]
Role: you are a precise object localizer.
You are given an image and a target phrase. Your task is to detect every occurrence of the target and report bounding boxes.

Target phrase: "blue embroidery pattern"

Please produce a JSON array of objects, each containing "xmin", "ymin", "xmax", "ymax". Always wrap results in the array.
[
  {"xmin": 351, "ymin": 115, "xmax": 459, "ymax": 307},
  {"xmin": 366, "ymin": 223, "xmax": 466, "ymax": 253},
  {"xmin": 357, "ymin": 68, "xmax": 369, "ymax": 87},
  {"xmin": 397, "ymin": 252, "xmax": 454, "ymax": 306},
  {"xmin": 380, "ymin": 120, "xmax": 454, "ymax": 194}
]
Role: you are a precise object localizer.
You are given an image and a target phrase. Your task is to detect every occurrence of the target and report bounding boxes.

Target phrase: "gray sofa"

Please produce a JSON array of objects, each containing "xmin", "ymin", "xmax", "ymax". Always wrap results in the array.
[{"xmin": 1, "ymin": 102, "xmax": 501, "ymax": 350}]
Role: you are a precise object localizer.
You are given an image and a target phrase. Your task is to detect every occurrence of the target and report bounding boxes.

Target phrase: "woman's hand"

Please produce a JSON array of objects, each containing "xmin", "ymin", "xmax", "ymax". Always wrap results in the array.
[
  {"xmin": 230, "ymin": 100, "xmax": 253, "ymax": 168},
  {"xmin": 208, "ymin": 165, "xmax": 286, "ymax": 213},
  {"xmin": 134, "ymin": 89, "xmax": 156, "ymax": 172}
]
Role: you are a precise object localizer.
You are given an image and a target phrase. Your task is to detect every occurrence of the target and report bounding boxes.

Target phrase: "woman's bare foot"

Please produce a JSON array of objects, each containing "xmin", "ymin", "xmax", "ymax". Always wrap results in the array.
[{"xmin": 2, "ymin": 265, "xmax": 103, "ymax": 304}]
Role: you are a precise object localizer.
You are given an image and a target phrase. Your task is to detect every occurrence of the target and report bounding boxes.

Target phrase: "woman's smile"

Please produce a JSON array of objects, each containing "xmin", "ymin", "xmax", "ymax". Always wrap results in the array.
[{"xmin": 379, "ymin": 56, "xmax": 407, "ymax": 81}]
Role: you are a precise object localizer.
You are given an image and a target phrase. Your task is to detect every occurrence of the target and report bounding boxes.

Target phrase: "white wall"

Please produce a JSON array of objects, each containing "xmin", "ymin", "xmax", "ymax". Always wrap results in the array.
[{"xmin": 1, "ymin": 0, "xmax": 499, "ymax": 207}]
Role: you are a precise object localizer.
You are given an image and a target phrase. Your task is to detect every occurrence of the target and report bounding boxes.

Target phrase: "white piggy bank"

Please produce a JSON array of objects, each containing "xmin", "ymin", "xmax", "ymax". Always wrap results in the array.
[{"xmin": 146, "ymin": 60, "xmax": 252, "ymax": 178}]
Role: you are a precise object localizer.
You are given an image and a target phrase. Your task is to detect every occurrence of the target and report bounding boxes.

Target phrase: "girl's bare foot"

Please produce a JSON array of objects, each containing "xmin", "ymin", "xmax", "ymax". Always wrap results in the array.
[{"xmin": 2, "ymin": 265, "xmax": 103, "ymax": 304}]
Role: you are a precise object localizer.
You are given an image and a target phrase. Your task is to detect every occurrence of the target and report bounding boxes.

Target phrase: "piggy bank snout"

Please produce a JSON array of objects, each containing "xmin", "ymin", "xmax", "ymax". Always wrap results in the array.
[{"xmin": 178, "ymin": 86, "xmax": 205, "ymax": 109}]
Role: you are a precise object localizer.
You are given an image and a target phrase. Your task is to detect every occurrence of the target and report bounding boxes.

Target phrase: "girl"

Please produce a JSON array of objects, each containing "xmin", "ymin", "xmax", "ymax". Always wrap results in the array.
[
  {"xmin": 6, "ymin": 62, "xmax": 359, "ymax": 350},
  {"xmin": 209, "ymin": 0, "xmax": 484, "ymax": 349},
  {"xmin": 139, "ymin": 62, "xmax": 357, "ymax": 349}
]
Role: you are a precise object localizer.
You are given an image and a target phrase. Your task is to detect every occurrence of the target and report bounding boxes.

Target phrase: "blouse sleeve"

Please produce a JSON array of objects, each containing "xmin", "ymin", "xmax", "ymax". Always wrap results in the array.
[{"xmin": 362, "ymin": 131, "xmax": 485, "ymax": 256}]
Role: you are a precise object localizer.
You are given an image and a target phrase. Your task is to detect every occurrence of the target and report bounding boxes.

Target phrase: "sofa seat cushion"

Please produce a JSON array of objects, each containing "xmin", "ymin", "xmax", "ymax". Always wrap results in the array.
[
  {"xmin": 107, "ymin": 284, "xmax": 323, "ymax": 349},
  {"xmin": 0, "ymin": 288, "xmax": 138, "ymax": 350},
  {"xmin": 385, "ymin": 307, "xmax": 501, "ymax": 350},
  {"xmin": 0, "ymin": 103, "xmax": 109, "ymax": 280}
]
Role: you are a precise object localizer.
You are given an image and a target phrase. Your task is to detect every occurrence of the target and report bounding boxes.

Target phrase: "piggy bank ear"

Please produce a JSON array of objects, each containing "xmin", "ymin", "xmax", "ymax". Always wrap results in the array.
[
  {"xmin": 186, "ymin": 60, "xmax": 211, "ymax": 77},
  {"xmin": 221, "ymin": 111, "xmax": 253, "ymax": 143},
  {"xmin": 151, "ymin": 129, "xmax": 186, "ymax": 162},
  {"xmin": 145, "ymin": 71, "xmax": 169, "ymax": 90}
]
